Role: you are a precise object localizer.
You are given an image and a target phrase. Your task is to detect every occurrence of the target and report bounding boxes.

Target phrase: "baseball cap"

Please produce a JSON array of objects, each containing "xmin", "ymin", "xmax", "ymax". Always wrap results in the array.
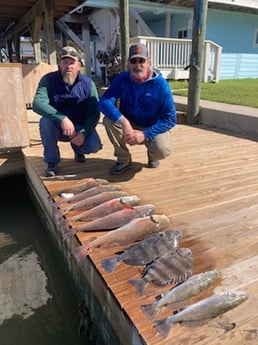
[
  {"xmin": 58, "ymin": 46, "xmax": 81, "ymax": 61},
  {"xmin": 129, "ymin": 43, "xmax": 149, "ymax": 59}
]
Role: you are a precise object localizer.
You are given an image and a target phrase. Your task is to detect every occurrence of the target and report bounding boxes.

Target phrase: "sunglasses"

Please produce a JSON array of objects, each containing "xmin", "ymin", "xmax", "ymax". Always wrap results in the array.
[{"xmin": 130, "ymin": 58, "xmax": 146, "ymax": 64}]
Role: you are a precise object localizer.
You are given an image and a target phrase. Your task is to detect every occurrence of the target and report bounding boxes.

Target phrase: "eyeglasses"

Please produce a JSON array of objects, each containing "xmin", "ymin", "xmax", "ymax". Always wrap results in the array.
[{"xmin": 129, "ymin": 58, "xmax": 146, "ymax": 64}]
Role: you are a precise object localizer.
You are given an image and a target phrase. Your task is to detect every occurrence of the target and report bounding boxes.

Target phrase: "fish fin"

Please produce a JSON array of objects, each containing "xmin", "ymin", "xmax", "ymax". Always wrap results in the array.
[
  {"xmin": 154, "ymin": 318, "xmax": 172, "ymax": 338},
  {"xmin": 101, "ymin": 257, "xmax": 120, "ymax": 273},
  {"xmin": 72, "ymin": 245, "xmax": 90, "ymax": 263},
  {"xmin": 141, "ymin": 303, "xmax": 159, "ymax": 320},
  {"xmin": 128, "ymin": 279, "xmax": 147, "ymax": 296}
]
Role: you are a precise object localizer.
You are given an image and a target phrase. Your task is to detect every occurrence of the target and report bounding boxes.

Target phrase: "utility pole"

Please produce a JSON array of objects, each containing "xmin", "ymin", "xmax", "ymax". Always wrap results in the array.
[
  {"xmin": 119, "ymin": 0, "xmax": 130, "ymax": 71},
  {"xmin": 186, "ymin": 0, "xmax": 208, "ymax": 125}
]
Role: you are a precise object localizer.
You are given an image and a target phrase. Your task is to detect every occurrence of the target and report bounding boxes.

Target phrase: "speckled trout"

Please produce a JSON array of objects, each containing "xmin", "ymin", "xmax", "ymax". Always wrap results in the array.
[
  {"xmin": 72, "ymin": 214, "xmax": 171, "ymax": 263},
  {"xmin": 154, "ymin": 290, "xmax": 248, "ymax": 338},
  {"xmin": 141, "ymin": 270, "xmax": 221, "ymax": 319},
  {"xmin": 62, "ymin": 204, "xmax": 156, "ymax": 239}
]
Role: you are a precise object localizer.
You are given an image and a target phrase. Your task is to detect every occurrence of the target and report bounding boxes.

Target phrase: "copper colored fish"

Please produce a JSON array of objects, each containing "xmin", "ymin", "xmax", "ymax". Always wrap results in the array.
[
  {"xmin": 154, "ymin": 290, "xmax": 248, "ymax": 338},
  {"xmin": 59, "ymin": 191, "xmax": 129, "ymax": 215},
  {"xmin": 67, "ymin": 195, "xmax": 141, "ymax": 223},
  {"xmin": 62, "ymin": 204, "xmax": 156, "ymax": 239},
  {"xmin": 141, "ymin": 270, "xmax": 221, "ymax": 319},
  {"xmin": 49, "ymin": 178, "xmax": 109, "ymax": 199},
  {"xmin": 129, "ymin": 248, "xmax": 193, "ymax": 296},
  {"xmin": 56, "ymin": 184, "xmax": 122, "ymax": 206},
  {"xmin": 72, "ymin": 214, "xmax": 171, "ymax": 263},
  {"xmin": 101, "ymin": 229, "xmax": 182, "ymax": 273}
]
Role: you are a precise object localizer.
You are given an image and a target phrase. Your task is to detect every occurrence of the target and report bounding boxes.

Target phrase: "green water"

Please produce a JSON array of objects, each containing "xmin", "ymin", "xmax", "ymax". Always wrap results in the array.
[{"xmin": 0, "ymin": 175, "xmax": 95, "ymax": 345}]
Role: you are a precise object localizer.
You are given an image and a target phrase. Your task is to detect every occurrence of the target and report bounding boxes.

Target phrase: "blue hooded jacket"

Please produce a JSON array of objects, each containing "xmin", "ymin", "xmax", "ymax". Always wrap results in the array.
[{"xmin": 98, "ymin": 68, "xmax": 177, "ymax": 140}]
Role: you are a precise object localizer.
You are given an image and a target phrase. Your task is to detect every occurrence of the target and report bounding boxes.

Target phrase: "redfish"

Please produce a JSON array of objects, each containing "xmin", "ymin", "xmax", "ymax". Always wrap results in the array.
[
  {"xmin": 129, "ymin": 248, "xmax": 193, "ymax": 296},
  {"xmin": 59, "ymin": 191, "xmax": 129, "ymax": 215},
  {"xmin": 101, "ymin": 229, "xmax": 182, "ymax": 273},
  {"xmin": 141, "ymin": 270, "xmax": 221, "ymax": 319},
  {"xmin": 67, "ymin": 195, "xmax": 141, "ymax": 223},
  {"xmin": 72, "ymin": 214, "xmax": 171, "ymax": 263},
  {"xmin": 48, "ymin": 178, "xmax": 109, "ymax": 199},
  {"xmin": 56, "ymin": 184, "xmax": 122, "ymax": 206},
  {"xmin": 62, "ymin": 204, "xmax": 156, "ymax": 239},
  {"xmin": 154, "ymin": 290, "xmax": 248, "ymax": 338}
]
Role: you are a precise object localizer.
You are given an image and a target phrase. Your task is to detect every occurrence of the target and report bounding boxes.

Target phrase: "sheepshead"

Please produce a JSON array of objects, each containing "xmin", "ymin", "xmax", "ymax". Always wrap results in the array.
[
  {"xmin": 101, "ymin": 229, "xmax": 182, "ymax": 273},
  {"xmin": 67, "ymin": 195, "xmax": 141, "ymax": 223},
  {"xmin": 56, "ymin": 184, "xmax": 122, "ymax": 206},
  {"xmin": 49, "ymin": 178, "xmax": 109, "ymax": 199},
  {"xmin": 72, "ymin": 214, "xmax": 171, "ymax": 263},
  {"xmin": 129, "ymin": 248, "xmax": 193, "ymax": 296},
  {"xmin": 141, "ymin": 270, "xmax": 221, "ymax": 319},
  {"xmin": 62, "ymin": 204, "xmax": 156, "ymax": 239},
  {"xmin": 59, "ymin": 191, "xmax": 129, "ymax": 215},
  {"xmin": 154, "ymin": 290, "xmax": 248, "ymax": 338}
]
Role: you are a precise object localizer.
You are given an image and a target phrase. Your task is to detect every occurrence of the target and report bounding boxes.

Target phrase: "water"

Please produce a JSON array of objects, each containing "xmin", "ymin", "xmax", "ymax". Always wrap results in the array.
[{"xmin": 0, "ymin": 175, "xmax": 95, "ymax": 345}]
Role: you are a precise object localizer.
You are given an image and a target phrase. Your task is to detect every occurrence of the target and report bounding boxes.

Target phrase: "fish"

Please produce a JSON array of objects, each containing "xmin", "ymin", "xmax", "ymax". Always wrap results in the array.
[
  {"xmin": 101, "ymin": 228, "xmax": 182, "ymax": 273},
  {"xmin": 59, "ymin": 191, "xmax": 129, "ymax": 215},
  {"xmin": 67, "ymin": 195, "xmax": 141, "ymax": 223},
  {"xmin": 62, "ymin": 204, "xmax": 156, "ymax": 239},
  {"xmin": 48, "ymin": 178, "xmax": 109, "ymax": 199},
  {"xmin": 154, "ymin": 290, "xmax": 248, "ymax": 338},
  {"xmin": 141, "ymin": 270, "xmax": 221, "ymax": 319},
  {"xmin": 0, "ymin": 232, "xmax": 17, "ymax": 249},
  {"xmin": 56, "ymin": 184, "xmax": 122, "ymax": 206},
  {"xmin": 129, "ymin": 248, "xmax": 193, "ymax": 296},
  {"xmin": 72, "ymin": 214, "xmax": 171, "ymax": 263}
]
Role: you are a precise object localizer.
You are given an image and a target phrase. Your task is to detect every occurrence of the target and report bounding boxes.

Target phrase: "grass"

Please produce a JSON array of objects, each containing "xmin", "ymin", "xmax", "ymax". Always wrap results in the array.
[{"xmin": 169, "ymin": 78, "xmax": 258, "ymax": 108}]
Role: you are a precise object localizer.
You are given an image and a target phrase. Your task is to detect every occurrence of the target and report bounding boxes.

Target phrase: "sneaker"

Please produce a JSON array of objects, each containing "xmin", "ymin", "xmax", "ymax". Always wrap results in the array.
[
  {"xmin": 109, "ymin": 161, "xmax": 132, "ymax": 175},
  {"xmin": 75, "ymin": 153, "xmax": 85, "ymax": 163},
  {"xmin": 148, "ymin": 160, "xmax": 160, "ymax": 168},
  {"xmin": 45, "ymin": 163, "xmax": 58, "ymax": 177}
]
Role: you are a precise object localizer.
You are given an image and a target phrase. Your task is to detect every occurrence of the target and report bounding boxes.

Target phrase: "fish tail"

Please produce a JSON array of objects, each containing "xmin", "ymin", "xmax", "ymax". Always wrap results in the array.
[
  {"xmin": 72, "ymin": 245, "xmax": 90, "ymax": 263},
  {"xmin": 128, "ymin": 279, "xmax": 147, "ymax": 296},
  {"xmin": 101, "ymin": 257, "xmax": 120, "ymax": 273},
  {"xmin": 154, "ymin": 318, "xmax": 173, "ymax": 338},
  {"xmin": 59, "ymin": 219, "xmax": 72, "ymax": 234},
  {"xmin": 141, "ymin": 302, "xmax": 159, "ymax": 320},
  {"xmin": 63, "ymin": 229, "xmax": 77, "ymax": 240}
]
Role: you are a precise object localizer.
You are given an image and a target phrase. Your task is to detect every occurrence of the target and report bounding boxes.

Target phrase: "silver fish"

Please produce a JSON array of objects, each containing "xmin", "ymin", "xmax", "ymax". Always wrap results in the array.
[
  {"xmin": 72, "ymin": 214, "xmax": 171, "ymax": 263},
  {"xmin": 56, "ymin": 184, "xmax": 122, "ymax": 206},
  {"xmin": 101, "ymin": 229, "xmax": 182, "ymax": 273},
  {"xmin": 154, "ymin": 290, "xmax": 248, "ymax": 338},
  {"xmin": 129, "ymin": 248, "xmax": 193, "ymax": 296},
  {"xmin": 59, "ymin": 191, "xmax": 129, "ymax": 215},
  {"xmin": 49, "ymin": 178, "xmax": 109, "ymax": 199},
  {"xmin": 62, "ymin": 204, "xmax": 156, "ymax": 239},
  {"xmin": 141, "ymin": 270, "xmax": 221, "ymax": 319},
  {"xmin": 67, "ymin": 195, "xmax": 141, "ymax": 223}
]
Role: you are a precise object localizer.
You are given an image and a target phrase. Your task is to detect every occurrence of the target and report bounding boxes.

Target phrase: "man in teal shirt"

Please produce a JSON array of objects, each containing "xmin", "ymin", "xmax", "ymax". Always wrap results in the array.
[{"xmin": 33, "ymin": 46, "xmax": 102, "ymax": 177}]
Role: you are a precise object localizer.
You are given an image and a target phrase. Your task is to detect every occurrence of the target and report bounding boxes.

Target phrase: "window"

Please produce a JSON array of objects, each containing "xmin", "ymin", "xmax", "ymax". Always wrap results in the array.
[
  {"xmin": 253, "ymin": 29, "xmax": 258, "ymax": 47},
  {"xmin": 178, "ymin": 28, "xmax": 188, "ymax": 39}
]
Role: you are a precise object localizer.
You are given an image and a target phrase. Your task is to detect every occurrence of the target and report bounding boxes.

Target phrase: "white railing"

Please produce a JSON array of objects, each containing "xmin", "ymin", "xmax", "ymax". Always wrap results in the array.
[{"xmin": 130, "ymin": 36, "xmax": 222, "ymax": 82}]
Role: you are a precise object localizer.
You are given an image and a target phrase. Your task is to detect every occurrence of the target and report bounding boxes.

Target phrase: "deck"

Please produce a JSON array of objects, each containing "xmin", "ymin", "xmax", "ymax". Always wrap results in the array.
[{"xmin": 3, "ymin": 107, "xmax": 258, "ymax": 344}]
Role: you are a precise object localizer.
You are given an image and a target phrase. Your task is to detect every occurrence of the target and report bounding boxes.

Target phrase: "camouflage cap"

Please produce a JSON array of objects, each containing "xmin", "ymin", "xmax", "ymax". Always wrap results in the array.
[{"xmin": 59, "ymin": 46, "xmax": 81, "ymax": 61}]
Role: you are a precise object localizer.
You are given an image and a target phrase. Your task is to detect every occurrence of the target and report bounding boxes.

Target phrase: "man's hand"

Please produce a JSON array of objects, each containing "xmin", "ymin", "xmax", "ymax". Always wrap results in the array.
[
  {"xmin": 61, "ymin": 117, "xmax": 75, "ymax": 137},
  {"xmin": 70, "ymin": 132, "xmax": 85, "ymax": 146},
  {"xmin": 120, "ymin": 117, "xmax": 145, "ymax": 145}
]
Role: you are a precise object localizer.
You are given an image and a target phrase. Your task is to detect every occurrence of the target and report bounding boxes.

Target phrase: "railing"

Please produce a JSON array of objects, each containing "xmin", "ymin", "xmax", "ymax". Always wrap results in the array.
[{"xmin": 130, "ymin": 36, "xmax": 222, "ymax": 82}]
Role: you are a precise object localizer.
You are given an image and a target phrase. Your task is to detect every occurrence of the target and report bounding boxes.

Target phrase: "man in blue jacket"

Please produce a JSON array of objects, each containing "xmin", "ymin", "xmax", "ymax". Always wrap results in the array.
[
  {"xmin": 33, "ymin": 46, "xmax": 102, "ymax": 177},
  {"xmin": 98, "ymin": 43, "xmax": 177, "ymax": 175}
]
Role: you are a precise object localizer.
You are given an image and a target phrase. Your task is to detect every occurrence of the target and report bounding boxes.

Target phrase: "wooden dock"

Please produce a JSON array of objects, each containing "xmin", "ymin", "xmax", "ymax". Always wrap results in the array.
[{"xmin": 2, "ymin": 108, "xmax": 258, "ymax": 345}]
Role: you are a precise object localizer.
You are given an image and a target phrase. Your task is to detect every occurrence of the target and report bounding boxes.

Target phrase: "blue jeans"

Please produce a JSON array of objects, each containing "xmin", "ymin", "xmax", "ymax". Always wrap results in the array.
[{"xmin": 39, "ymin": 117, "xmax": 102, "ymax": 164}]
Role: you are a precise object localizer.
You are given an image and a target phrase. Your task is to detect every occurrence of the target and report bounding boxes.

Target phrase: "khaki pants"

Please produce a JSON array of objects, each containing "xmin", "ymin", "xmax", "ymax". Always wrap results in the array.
[{"xmin": 103, "ymin": 116, "xmax": 172, "ymax": 164}]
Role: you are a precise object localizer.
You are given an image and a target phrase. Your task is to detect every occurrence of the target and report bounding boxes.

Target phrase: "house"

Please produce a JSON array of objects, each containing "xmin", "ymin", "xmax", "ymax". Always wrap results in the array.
[{"xmin": 66, "ymin": 0, "xmax": 258, "ymax": 81}]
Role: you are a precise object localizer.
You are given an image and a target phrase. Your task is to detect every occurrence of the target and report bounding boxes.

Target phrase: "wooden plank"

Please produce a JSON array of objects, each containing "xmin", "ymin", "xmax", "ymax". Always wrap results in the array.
[{"xmin": 22, "ymin": 109, "xmax": 258, "ymax": 345}]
